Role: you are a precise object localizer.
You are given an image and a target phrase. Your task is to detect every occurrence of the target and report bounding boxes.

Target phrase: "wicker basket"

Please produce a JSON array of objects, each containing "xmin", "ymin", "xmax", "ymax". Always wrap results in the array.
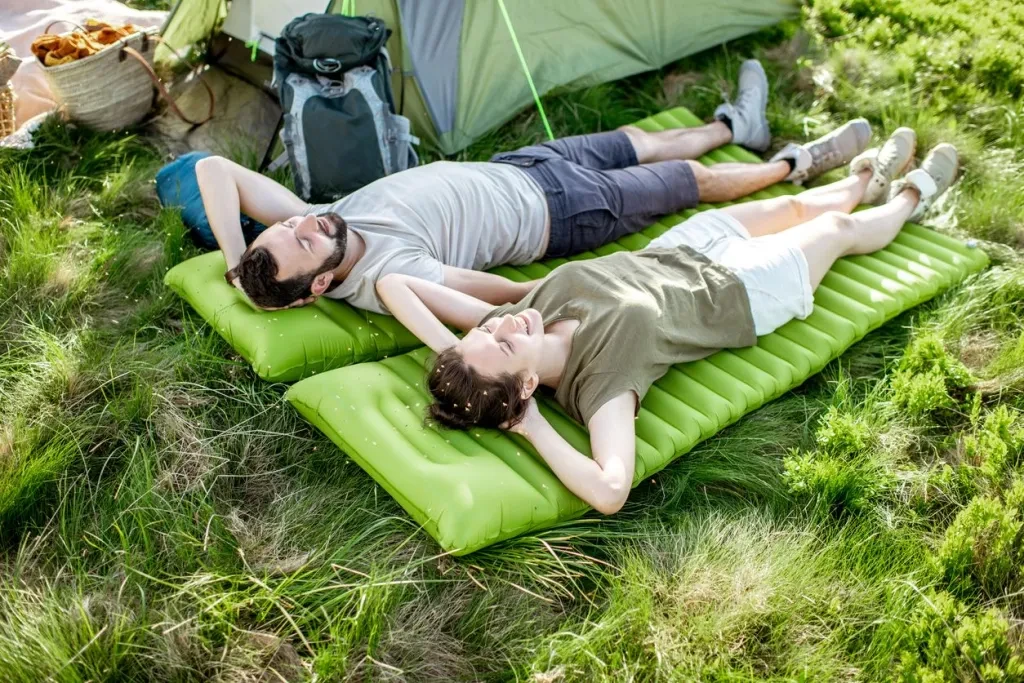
[
  {"xmin": 0, "ymin": 44, "xmax": 17, "ymax": 137},
  {"xmin": 40, "ymin": 26, "xmax": 158, "ymax": 131},
  {"xmin": 0, "ymin": 84, "xmax": 14, "ymax": 137}
]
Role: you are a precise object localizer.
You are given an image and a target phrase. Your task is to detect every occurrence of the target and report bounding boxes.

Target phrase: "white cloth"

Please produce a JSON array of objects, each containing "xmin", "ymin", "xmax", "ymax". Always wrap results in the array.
[
  {"xmin": 646, "ymin": 209, "xmax": 814, "ymax": 336},
  {"xmin": 0, "ymin": 111, "xmax": 48, "ymax": 148},
  {"xmin": 0, "ymin": 0, "xmax": 166, "ymax": 129},
  {"xmin": 306, "ymin": 161, "xmax": 549, "ymax": 314}
]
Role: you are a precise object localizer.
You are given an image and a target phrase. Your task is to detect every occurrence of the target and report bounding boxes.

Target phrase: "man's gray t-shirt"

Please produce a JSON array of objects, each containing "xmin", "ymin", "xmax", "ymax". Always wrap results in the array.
[{"xmin": 306, "ymin": 160, "xmax": 549, "ymax": 314}]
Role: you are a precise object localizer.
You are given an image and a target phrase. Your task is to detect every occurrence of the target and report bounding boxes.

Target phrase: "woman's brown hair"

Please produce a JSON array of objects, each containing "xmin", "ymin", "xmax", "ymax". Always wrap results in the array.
[{"xmin": 426, "ymin": 347, "xmax": 530, "ymax": 430}]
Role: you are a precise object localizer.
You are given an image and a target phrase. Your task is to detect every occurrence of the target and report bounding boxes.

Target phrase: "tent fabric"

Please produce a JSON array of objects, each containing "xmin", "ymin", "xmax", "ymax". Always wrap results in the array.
[
  {"xmin": 219, "ymin": 0, "xmax": 329, "ymax": 55},
  {"xmin": 161, "ymin": 0, "xmax": 799, "ymax": 154},
  {"xmin": 160, "ymin": 0, "xmax": 225, "ymax": 61},
  {"xmin": 396, "ymin": 0, "xmax": 462, "ymax": 136},
  {"xmin": 286, "ymin": 222, "xmax": 988, "ymax": 555},
  {"xmin": 445, "ymin": 0, "xmax": 798, "ymax": 153},
  {"xmin": 166, "ymin": 107, "xmax": 774, "ymax": 383}
]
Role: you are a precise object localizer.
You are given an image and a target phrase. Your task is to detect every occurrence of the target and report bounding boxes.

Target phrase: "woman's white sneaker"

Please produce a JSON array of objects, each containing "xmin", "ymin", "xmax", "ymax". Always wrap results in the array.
[
  {"xmin": 889, "ymin": 143, "xmax": 958, "ymax": 221},
  {"xmin": 850, "ymin": 127, "xmax": 917, "ymax": 205}
]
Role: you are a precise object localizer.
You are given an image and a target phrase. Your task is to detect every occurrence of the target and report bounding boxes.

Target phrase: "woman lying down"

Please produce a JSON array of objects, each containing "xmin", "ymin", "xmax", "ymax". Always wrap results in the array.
[{"xmin": 376, "ymin": 130, "xmax": 958, "ymax": 515}]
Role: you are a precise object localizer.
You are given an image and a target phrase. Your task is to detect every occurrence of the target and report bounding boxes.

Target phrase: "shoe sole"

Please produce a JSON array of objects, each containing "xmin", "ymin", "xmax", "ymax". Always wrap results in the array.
[
  {"xmin": 924, "ymin": 145, "xmax": 959, "ymax": 194},
  {"xmin": 740, "ymin": 60, "xmax": 770, "ymax": 151},
  {"xmin": 824, "ymin": 119, "xmax": 873, "ymax": 161},
  {"xmin": 905, "ymin": 144, "xmax": 958, "ymax": 220},
  {"xmin": 865, "ymin": 129, "xmax": 917, "ymax": 204},
  {"xmin": 804, "ymin": 119, "xmax": 873, "ymax": 181},
  {"xmin": 890, "ymin": 128, "xmax": 917, "ymax": 177},
  {"xmin": 825, "ymin": 118, "xmax": 872, "ymax": 155},
  {"xmin": 745, "ymin": 60, "xmax": 769, "ymax": 116}
]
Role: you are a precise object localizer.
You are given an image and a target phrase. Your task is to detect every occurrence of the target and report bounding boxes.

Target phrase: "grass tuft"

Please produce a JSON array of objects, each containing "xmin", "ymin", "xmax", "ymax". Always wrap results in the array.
[{"xmin": 2, "ymin": 0, "xmax": 1024, "ymax": 678}]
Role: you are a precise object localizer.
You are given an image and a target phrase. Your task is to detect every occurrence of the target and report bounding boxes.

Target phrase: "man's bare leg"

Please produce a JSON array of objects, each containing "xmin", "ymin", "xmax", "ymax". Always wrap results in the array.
[
  {"xmin": 754, "ymin": 187, "xmax": 920, "ymax": 288},
  {"xmin": 622, "ymin": 121, "xmax": 790, "ymax": 201},
  {"xmin": 621, "ymin": 122, "xmax": 733, "ymax": 163},
  {"xmin": 720, "ymin": 171, "xmax": 872, "ymax": 237},
  {"xmin": 688, "ymin": 160, "xmax": 792, "ymax": 203},
  {"xmin": 622, "ymin": 59, "xmax": 772, "ymax": 161},
  {"xmin": 627, "ymin": 119, "xmax": 877, "ymax": 206}
]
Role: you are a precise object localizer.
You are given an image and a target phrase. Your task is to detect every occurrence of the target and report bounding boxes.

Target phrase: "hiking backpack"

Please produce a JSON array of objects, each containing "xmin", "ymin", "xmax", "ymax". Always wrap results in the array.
[{"xmin": 272, "ymin": 13, "xmax": 418, "ymax": 202}]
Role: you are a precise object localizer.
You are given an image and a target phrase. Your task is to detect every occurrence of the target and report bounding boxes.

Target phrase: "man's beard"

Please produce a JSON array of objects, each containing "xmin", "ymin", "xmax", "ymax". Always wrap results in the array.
[{"xmin": 316, "ymin": 212, "xmax": 348, "ymax": 275}]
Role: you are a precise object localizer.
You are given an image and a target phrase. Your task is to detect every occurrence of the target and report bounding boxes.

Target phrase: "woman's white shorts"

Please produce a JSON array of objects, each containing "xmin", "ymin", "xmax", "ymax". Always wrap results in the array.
[{"xmin": 646, "ymin": 209, "xmax": 814, "ymax": 336}]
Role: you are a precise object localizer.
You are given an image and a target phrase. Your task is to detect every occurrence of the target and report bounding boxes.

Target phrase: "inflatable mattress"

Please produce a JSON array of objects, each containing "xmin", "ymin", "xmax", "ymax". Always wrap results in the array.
[{"xmin": 287, "ymin": 223, "xmax": 988, "ymax": 554}]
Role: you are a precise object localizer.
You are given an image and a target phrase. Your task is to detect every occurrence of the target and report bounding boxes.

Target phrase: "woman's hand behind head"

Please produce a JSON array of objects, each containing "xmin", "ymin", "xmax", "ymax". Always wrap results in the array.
[{"xmin": 502, "ymin": 397, "xmax": 540, "ymax": 435}]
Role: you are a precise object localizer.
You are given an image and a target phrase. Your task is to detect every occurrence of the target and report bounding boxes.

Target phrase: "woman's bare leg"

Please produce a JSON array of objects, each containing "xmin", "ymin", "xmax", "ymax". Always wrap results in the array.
[
  {"xmin": 798, "ymin": 173, "xmax": 871, "ymax": 198},
  {"xmin": 756, "ymin": 187, "xmax": 921, "ymax": 288},
  {"xmin": 720, "ymin": 171, "xmax": 872, "ymax": 237}
]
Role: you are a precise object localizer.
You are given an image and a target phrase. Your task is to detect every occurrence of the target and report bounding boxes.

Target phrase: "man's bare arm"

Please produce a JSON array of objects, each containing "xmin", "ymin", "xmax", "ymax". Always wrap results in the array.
[
  {"xmin": 441, "ymin": 265, "xmax": 539, "ymax": 305},
  {"xmin": 195, "ymin": 156, "xmax": 309, "ymax": 272}
]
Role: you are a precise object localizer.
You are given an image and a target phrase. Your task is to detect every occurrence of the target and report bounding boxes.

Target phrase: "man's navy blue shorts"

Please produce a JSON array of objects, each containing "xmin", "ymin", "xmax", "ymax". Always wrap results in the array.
[{"xmin": 490, "ymin": 131, "xmax": 700, "ymax": 258}]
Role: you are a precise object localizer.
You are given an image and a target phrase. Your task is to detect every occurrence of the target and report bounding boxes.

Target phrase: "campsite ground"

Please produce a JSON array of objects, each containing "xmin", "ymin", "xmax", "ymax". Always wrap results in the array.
[{"xmin": 3, "ymin": 0, "xmax": 1024, "ymax": 680}]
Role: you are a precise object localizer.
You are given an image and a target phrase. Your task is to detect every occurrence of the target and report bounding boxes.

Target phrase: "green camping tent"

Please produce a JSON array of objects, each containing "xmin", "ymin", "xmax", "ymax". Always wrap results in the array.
[{"xmin": 162, "ymin": 0, "xmax": 799, "ymax": 155}]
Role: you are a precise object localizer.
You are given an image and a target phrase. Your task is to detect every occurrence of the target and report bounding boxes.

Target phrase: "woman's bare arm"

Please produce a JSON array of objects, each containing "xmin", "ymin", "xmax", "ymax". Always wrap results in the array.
[
  {"xmin": 376, "ymin": 273, "xmax": 494, "ymax": 352},
  {"xmin": 509, "ymin": 393, "xmax": 636, "ymax": 514}
]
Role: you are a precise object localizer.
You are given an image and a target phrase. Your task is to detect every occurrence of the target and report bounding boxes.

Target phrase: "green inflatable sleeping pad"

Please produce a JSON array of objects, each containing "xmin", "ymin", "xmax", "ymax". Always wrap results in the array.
[
  {"xmin": 166, "ymin": 107, "xmax": 788, "ymax": 382},
  {"xmin": 287, "ymin": 222, "xmax": 988, "ymax": 555}
]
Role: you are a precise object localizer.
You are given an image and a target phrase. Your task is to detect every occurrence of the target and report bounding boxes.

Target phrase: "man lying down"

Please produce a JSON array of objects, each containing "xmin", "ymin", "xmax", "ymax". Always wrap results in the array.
[
  {"xmin": 377, "ymin": 128, "xmax": 958, "ymax": 515},
  {"xmin": 199, "ymin": 60, "xmax": 866, "ymax": 314}
]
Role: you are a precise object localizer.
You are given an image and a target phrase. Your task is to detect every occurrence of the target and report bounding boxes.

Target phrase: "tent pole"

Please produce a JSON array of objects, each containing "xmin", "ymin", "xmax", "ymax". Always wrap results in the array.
[{"xmin": 496, "ymin": 0, "xmax": 554, "ymax": 141}]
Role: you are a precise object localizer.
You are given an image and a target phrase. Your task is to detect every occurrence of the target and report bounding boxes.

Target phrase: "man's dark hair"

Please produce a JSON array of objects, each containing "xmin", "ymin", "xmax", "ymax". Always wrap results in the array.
[
  {"xmin": 426, "ymin": 347, "xmax": 530, "ymax": 431},
  {"xmin": 227, "ymin": 213, "xmax": 348, "ymax": 309}
]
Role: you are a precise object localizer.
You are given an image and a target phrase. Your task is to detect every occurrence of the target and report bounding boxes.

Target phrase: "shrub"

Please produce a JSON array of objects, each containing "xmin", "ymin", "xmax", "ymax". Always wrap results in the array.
[
  {"xmin": 933, "ymin": 486, "xmax": 1024, "ymax": 599},
  {"xmin": 783, "ymin": 408, "xmax": 890, "ymax": 518},
  {"xmin": 891, "ymin": 336, "xmax": 973, "ymax": 420},
  {"xmin": 816, "ymin": 406, "xmax": 874, "ymax": 457},
  {"xmin": 910, "ymin": 406, "xmax": 1024, "ymax": 517},
  {"xmin": 962, "ymin": 405, "xmax": 1024, "ymax": 488},
  {"xmin": 892, "ymin": 370, "xmax": 957, "ymax": 419},
  {"xmin": 899, "ymin": 336, "xmax": 974, "ymax": 388},
  {"xmin": 898, "ymin": 591, "xmax": 1024, "ymax": 682},
  {"xmin": 783, "ymin": 449, "xmax": 893, "ymax": 518},
  {"xmin": 974, "ymin": 39, "xmax": 1024, "ymax": 99},
  {"xmin": 809, "ymin": 0, "xmax": 1024, "ymax": 100}
]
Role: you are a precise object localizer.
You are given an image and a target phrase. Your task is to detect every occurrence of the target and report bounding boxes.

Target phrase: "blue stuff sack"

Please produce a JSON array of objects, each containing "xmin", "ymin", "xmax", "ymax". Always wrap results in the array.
[{"xmin": 156, "ymin": 151, "xmax": 267, "ymax": 250}]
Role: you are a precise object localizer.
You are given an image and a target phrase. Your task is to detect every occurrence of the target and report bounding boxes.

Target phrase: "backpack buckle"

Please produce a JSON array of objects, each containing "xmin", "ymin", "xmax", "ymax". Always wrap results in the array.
[{"xmin": 313, "ymin": 58, "xmax": 342, "ymax": 74}]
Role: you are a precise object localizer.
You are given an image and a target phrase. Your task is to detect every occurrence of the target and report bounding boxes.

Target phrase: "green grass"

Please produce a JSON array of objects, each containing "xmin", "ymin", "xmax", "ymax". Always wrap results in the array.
[{"xmin": 3, "ymin": 0, "xmax": 1024, "ymax": 679}]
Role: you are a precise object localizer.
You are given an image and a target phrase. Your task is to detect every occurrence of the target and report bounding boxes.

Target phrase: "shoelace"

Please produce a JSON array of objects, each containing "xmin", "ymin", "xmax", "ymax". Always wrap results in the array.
[
  {"xmin": 734, "ymin": 80, "xmax": 762, "ymax": 114},
  {"xmin": 735, "ymin": 89, "xmax": 758, "ymax": 111},
  {"xmin": 878, "ymin": 141, "xmax": 911, "ymax": 173},
  {"xmin": 811, "ymin": 144, "xmax": 841, "ymax": 169}
]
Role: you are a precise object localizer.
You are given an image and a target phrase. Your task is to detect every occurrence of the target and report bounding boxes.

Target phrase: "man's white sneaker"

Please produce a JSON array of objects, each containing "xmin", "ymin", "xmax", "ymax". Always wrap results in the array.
[
  {"xmin": 850, "ymin": 127, "xmax": 917, "ymax": 205},
  {"xmin": 714, "ymin": 59, "xmax": 771, "ymax": 153},
  {"xmin": 770, "ymin": 118, "xmax": 873, "ymax": 184},
  {"xmin": 889, "ymin": 143, "xmax": 958, "ymax": 221}
]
